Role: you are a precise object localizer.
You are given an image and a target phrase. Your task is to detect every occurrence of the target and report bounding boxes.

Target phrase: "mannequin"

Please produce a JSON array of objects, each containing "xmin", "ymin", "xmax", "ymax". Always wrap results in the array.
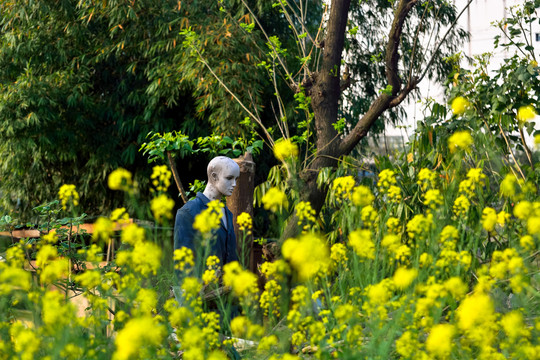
[{"xmin": 173, "ymin": 156, "xmax": 240, "ymax": 268}]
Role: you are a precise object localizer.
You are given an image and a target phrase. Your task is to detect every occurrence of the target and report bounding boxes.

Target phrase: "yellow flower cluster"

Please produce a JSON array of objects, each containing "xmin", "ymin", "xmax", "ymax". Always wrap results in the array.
[
  {"xmin": 451, "ymin": 96, "xmax": 470, "ymax": 115},
  {"xmin": 150, "ymin": 164, "xmax": 172, "ymax": 192},
  {"xmin": 406, "ymin": 213, "xmax": 433, "ymax": 240},
  {"xmin": 41, "ymin": 229, "xmax": 58, "ymax": 244},
  {"xmin": 58, "ymin": 184, "xmax": 79, "ymax": 210},
  {"xmin": 222, "ymin": 261, "xmax": 258, "ymax": 299},
  {"xmin": 113, "ymin": 316, "xmax": 165, "ymax": 360},
  {"xmin": 448, "ymin": 130, "xmax": 473, "ymax": 153},
  {"xmin": 262, "ymin": 187, "xmax": 288, "ymax": 212},
  {"xmin": 360, "ymin": 205, "xmax": 378, "ymax": 228},
  {"xmin": 453, "ymin": 194, "xmax": 470, "ymax": 218},
  {"xmin": 332, "ymin": 175, "xmax": 356, "ymax": 201},
  {"xmin": 458, "ymin": 168, "xmax": 486, "ymax": 198},
  {"xmin": 387, "ymin": 185, "xmax": 402, "ymax": 204},
  {"xmin": 377, "ymin": 169, "xmax": 397, "ymax": 191},
  {"xmin": 260, "ymin": 259, "xmax": 290, "ymax": 282},
  {"xmin": 202, "ymin": 255, "xmax": 220, "ymax": 285},
  {"xmin": 517, "ymin": 104, "xmax": 536, "ymax": 122},
  {"xmin": 150, "ymin": 193, "xmax": 175, "ymax": 223},
  {"xmin": 489, "ymin": 248, "xmax": 526, "ymax": 293},
  {"xmin": 237, "ymin": 212, "xmax": 252, "ymax": 233},
  {"xmin": 110, "ymin": 207, "xmax": 130, "ymax": 225},
  {"xmin": 193, "ymin": 200, "xmax": 223, "ymax": 234},
  {"xmin": 295, "ymin": 201, "xmax": 316, "ymax": 231},
  {"xmin": 348, "ymin": 229, "xmax": 375, "ymax": 260},
  {"xmin": 330, "ymin": 242, "xmax": 348, "ymax": 269},
  {"xmin": 351, "ymin": 185, "xmax": 374, "ymax": 207},
  {"xmin": 393, "ymin": 267, "xmax": 418, "ymax": 289},
  {"xmin": 273, "ymin": 138, "xmax": 299, "ymax": 161},
  {"xmin": 93, "ymin": 216, "xmax": 113, "ymax": 242},
  {"xmin": 282, "ymin": 233, "xmax": 330, "ymax": 281},
  {"xmin": 417, "ymin": 168, "xmax": 437, "ymax": 191},
  {"xmin": 108, "ymin": 168, "xmax": 133, "ymax": 192},
  {"xmin": 513, "ymin": 200, "xmax": 540, "ymax": 236},
  {"xmin": 260, "ymin": 279, "xmax": 282, "ymax": 317},
  {"xmin": 174, "ymin": 247, "xmax": 195, "ymax": 272},
  {"xmin": 424, "ymin": 189, "xmax": 443, "ymax": 210},
  {"xmin": 500, "ymin": 173, "xmax": 518, "ymax": 198},
  {"xmin": 116, "ymin": 223, "xmax": 162, "ymax": 277}
]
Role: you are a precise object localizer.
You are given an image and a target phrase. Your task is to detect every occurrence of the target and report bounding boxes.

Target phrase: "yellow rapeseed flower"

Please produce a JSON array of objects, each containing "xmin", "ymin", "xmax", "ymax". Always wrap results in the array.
[
  {"xmin": 514, "ymin": 201, "xmax": 532, "ymax": 220},
  {"xmin": 273, "ymin": 138, "xmax": 299, "ymax": 161},
  {"xmin": 351, "ymin": 185, "xmax": 374, "ymax": 207},
  {"xmin": 9, "ymin": 322, "xmax": 40, "ymax": 360},
  {"xmin": 451, "ymin": 96, "xmax": 469, "ymax": 115},
  {"xmin": 377, "ymin": 169, "xmax": 397, "ymax": 190},
  {"xmin": 113, "ymin": 316, "xmax": 165, "ymax": 360},
  {"xmin": 500, "ymin": 173, "xmax": 517, "ymax": 198},
  {"xmin": 481, "ymin": 207, "xmax": 497, "ymax": 232},
  {"xmin": 261, "ymin": 187, "xmax": 288, "ymax": 213},
  {"xmin": 222, "ymin": 261, "xmax": 258, "ymax": 298},
  {"xmin": 424, "ymin": 189, "xmax": 443, "ymax": 210},
  {"xmin": 528, "ymin": 216, "xmax": 540, "ymax": 235},
  {"xmin": 444, "ymin": 277, "xmax": 468, "ymax": 299},
  {"xmin": 426, "ymin": 323, "xmax": 455, "ymax": 358},
  {"xmin": 453, "ymin": 195, "xmax": 470, "ymax": 217},
  {"xmin": 296, "ymin": 201, "xmax": 316, "ymax": 229},
  {"xmin": 237, "ymin": 212, "xmax": 252, "ymax": 232},
  {"xmin": 457, "ymin": 292, "xmax": 495, "ymax": 331},
  {"xmin": 282, "ymin": 233, "xmax": 330, "ymax": 281},
  {"xmin": 501, "ymin": 310, "xmax": 529, "ymax": 339},
  {"xmin": 348, "ymin": 229, "xmax": 375, "ymax": 259},
  {"xmin": 150, "ymin": 165, "xmax": 172, "ymax": 192},
  {"xmin": 392, "ymin": 267, "xmax": 418, "ymax": 289},
  {"xmin": 174, "ymin": 247, "xmax": 195, "ymax": 272},
  {"xmin": 0, "ymin": 266, "xmax": 32, "ymax": 295},
  {"xmin": 41, "ymin": 229, "xmax": 58, "ymax": 244},
  {"xmin": 58, "ymin": 184, "xmax": 79, "ymax": 210},
  {"xmin": 448, "ymin": 130, "xmax": 473, "ymax": 153},
  {"xmin": 193, "ymin": 200, "xmax": 223, "ymax": 234},
  {"xmin": 332, "ymin": 176, "xmax": 356, "ymax": 201},
  {"xmin": 517, "ymin": 105, "xmax": 536, "ymax": 123},
  {"xmin": 330, "ymin": 243, "xmax": 348, "ymax": 268},
  {"xmin": 417, "ymin": 168, "xmax": 437, "ymax": 191},
  {"xmin": 150, "ymin": 194, "xmax": 175, "ymax": 223},
  {"xmin": 75, "ymin": 270, "xmax": 101, "ymax": 290},
  {"xmin": 93, "ymin": 217, "xmax": 113, "ymax": 243},
  {"xmin": 110, "ymin": 207, "xmax": 130, "ymax": 225},
  {"xmin": 108, "ymin": 168, "xmax": 133, "ymax": 192}
]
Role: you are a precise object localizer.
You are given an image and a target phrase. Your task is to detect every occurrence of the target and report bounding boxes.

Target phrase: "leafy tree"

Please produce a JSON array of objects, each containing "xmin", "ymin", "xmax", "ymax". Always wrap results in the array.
[
  {"xmin": 0, "ymin": 0, "xmax": 271, "ymax": 220},
  {"xmin": 185, "ymin": 0, "xmax": 473, "ymax": 237}
]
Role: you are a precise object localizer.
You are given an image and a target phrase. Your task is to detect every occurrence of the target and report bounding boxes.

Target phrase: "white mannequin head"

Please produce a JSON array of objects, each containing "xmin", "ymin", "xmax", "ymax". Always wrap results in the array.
[{"xmin": 203, "ymin": 156, "xmax": 240, "ymax": 201}]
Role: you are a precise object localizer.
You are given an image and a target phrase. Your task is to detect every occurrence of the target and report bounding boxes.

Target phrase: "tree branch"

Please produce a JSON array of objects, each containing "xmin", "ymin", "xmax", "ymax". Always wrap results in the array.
[
  {"xmin": 338, "ymin": 0, "xmax": 417, "ymax": 155},
  {"xmin": 417, "ymin": 0, "xmax": 474, "ymax": 84}
]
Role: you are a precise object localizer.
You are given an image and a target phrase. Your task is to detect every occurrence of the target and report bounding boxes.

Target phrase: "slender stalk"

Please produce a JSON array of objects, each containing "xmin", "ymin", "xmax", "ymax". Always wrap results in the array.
[
  {"xmin": 519, "ymin": 126, "xmax": 535, "ymax": 170},
  {"xmin": 498, "ymin": 121, "xmax": 526, "ymax": 180},
  {"xmin": 167, "ymin": 150, "xmax": 188, "ymax": 204}
]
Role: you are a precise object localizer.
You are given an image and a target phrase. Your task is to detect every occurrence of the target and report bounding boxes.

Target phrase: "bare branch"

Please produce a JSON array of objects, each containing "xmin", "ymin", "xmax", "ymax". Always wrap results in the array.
[
  {"xmin": 339, "ymin": 0, "xmax": 418, "ymax": 155},
  {"xmin": 238, "ymin": 0, "xmax": 297, "ymax": 89},
  {"xmin": 191, "ymin": 46, "xmax": 275, "ymax": 147},
  {"xmin": 417, "ymin": 0, "xmax": 474, "ymax": 84}
]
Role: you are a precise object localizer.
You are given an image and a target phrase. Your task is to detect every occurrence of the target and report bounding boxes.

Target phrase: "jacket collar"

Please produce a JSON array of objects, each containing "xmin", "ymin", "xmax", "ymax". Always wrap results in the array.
[{"xmin": 196, "ymin": 192, "xmax": 211, "ymax": 206}]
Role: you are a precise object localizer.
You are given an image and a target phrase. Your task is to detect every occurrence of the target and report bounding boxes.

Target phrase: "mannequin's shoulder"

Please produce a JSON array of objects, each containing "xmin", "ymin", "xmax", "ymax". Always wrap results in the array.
[{"xmin": 177, "ymin": 197, "xmax": 205, "ymax": 217}]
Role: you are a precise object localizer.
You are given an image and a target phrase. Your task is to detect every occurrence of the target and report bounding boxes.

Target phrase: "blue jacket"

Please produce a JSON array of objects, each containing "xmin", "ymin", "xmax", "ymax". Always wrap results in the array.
[{"xmin": 174, "ymin": 192, "xmax": 239, "ymax": 267}]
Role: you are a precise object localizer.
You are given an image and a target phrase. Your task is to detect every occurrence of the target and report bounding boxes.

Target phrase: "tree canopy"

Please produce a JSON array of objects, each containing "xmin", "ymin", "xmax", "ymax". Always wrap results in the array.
[
  {"xmin": 0, "ymin": 0, "xmax": 271, "ymax": 219},
  {"xmin": 0, "ymin": 0, "xmax": 469, "ymax": 221}
]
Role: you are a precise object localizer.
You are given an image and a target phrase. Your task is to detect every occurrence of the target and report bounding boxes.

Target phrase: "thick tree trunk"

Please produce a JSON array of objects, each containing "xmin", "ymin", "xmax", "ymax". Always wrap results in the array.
[{"xmin": 281, "ymin": 0, "xmax": 419, "ymax": 241}]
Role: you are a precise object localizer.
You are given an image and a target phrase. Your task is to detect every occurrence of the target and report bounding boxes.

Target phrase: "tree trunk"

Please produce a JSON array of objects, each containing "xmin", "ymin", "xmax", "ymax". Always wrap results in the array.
[{"xmin": 281, "ymin": 0, "xmax": 419, "ymax": 241}]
